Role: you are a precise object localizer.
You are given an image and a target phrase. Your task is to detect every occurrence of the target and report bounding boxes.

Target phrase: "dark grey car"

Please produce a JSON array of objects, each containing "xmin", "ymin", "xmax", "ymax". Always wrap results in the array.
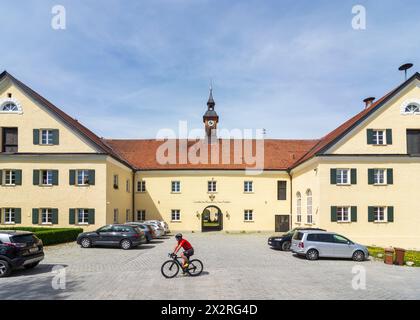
[{"xmin": 76, "ymin": 224, "xmax": 146, "ymax": 250}]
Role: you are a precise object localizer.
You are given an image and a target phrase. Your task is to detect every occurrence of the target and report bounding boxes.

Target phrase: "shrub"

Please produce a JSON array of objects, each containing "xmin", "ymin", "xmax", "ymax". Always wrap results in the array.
[{"xmin": 0, "ymin": 227, "xmax": 83, "ymax": 246}]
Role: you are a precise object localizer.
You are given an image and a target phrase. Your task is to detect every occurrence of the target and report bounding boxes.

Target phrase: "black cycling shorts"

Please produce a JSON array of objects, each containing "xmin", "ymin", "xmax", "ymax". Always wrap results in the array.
[{"xmin": 184, "ymin": 248, "xmax": 194, "ymax": 258}]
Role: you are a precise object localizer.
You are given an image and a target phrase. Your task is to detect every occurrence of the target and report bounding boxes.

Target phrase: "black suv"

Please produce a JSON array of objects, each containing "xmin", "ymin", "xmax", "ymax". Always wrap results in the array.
[
  {"xmin": 268, "ymin": 227, "xmax": 326, "ymax": 251},
  {"xmin": 76, "ymin": 224, "xmax": 146, "ymax": 250},
  {"xmin": 0, "ymin": 231, "xmax": 45, "ymax": 278}
]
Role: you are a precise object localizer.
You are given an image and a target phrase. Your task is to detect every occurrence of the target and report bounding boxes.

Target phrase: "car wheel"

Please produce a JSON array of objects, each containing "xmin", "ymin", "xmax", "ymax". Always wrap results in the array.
[
  {"xmin": 24, "ymin": 262, "xmax": 40, "ymax": 269},
  {"xmin": 80, "ymin": 238, "xmax": 92, "ymax": 248},
  {"xmin": 306, "ymin": 249, "xmax": 319, "ymax": 261},
  {"xmin": 281, "ymin": 241, "xmax": 291, "ymax": 251},
  {"xmin": 352, "ymin": 250, "xmax": 365, "ymax": 262},
  {"xmin": 120, "ymin": 239, "xmax": 132, "ymax": 250},
  {"xmin": 0, "ymin": 260, "xmax": 11, "ymax": 278}
]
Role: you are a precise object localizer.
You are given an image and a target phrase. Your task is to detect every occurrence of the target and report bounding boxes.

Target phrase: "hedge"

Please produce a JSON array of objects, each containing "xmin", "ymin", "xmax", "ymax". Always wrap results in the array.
[{"xmin": 0, "ymin": 227, "xmax": 83, "ymax": 246}]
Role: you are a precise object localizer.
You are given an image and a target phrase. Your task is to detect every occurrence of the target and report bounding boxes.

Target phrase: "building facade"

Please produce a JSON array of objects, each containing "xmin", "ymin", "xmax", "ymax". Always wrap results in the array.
[{"xmin": 1, "ymin": 71, "xmax": 420, "ymax": 249}]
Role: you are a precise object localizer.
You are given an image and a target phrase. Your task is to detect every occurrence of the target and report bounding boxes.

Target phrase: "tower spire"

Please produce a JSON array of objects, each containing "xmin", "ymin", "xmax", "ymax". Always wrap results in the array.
[{"xmin": 207, "ymin": 85, "xmax": 215, "ymax": 109}]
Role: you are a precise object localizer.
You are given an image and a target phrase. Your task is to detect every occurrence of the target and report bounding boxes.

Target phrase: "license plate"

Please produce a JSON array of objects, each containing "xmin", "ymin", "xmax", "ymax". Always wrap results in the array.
[{"xmin": 29, "ymin": 247, "xmax": 39, "ymax": 253}]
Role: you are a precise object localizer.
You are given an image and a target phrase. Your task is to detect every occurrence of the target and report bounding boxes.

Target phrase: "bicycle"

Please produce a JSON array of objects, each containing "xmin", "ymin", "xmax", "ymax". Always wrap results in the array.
[{"xmin": 161, "ymin": 253, "xmax": 203, "ymax": 278}]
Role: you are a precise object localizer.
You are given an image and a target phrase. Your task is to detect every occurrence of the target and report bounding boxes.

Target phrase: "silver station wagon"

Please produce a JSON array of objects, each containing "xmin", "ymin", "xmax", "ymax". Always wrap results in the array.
[{"xmin": 291, "ymin": 230, "xmax": 369, "ymax": 261}]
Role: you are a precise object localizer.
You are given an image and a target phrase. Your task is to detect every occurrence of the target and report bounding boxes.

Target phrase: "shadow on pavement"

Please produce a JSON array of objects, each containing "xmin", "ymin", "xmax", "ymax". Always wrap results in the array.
[{"xmin": 8, "ymin": 263, "xmax": 69, "ymax": 278}]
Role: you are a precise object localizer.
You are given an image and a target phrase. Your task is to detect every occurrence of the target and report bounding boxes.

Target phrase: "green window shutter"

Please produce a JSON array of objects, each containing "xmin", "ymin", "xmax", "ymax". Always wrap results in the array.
[
  {"xmin": 15, "ymin": 208, "xmax": 22, "ymax": 224},
  {"xmin": 387, "ymin": 168, "xmax": 393, "ymax": 185},
  {"xmin": 0, "ymin": 170, "xmax": 3, "ymax": 185},
  {"xmin": 387, "ymin": 206, "xmax": 394, "ymax": 222},
  {"xmin": 351, "ymin": 169, "xmax": 357, "ymax": 184},
  {"xmin": 351, "ymin": 206, "xmax": 357, "ymax": 222},
  {"xmin": 367, "ymin": 129, "xmax": 374, "ymax": 144},
  {"xmin": 330, "ymin": 169, "xmax": 337, "ymax": 184},
  {"xmin": 89, "ymin": 170, "xmax": 95, "ymax": 185},
  {"xmin": 88, "ymin": 209, "xmax": 95, "ymax": 225},
  {"xmin": 52, "ymin": 209, "xmax": 59, "ymax": 224},
  {"xmin": 52, "ymin": 170, "xmax": 59, "ymax": 185},
  {"xmin": 368, "ymin": 207, "xmax": 374, "ymax": 222},
  {"xmin": 33, "ymin": 170, "xmax": 40, "ymax": 185},
  {"xmin": 33, "ymin": 129, "xmax": 40, "ymax": 145},
  {"xmin": 69, "ymin": 170, "xmax": 76, "ymax": 185},
  {"xmin": 331, "ymin": 206, "xmax": 337, "ymax": 222},
  {"xmin": 52, "ymin": 129, "xmax": 59, "ymax": 145},
  {"xmin": 368, "ymin": 169, "xmax": 374, "ymax": 185},
  {"xmin": 69, "ymin": 209, "xmax": 76, "ymax": 224},
  {"xmin": 15, "ymin": 170, "xmax": 22, "ymax": 185},
  {"xmin": 32, "ymin": 208, "xmax": 39, "ymax": 225},
  {"xmin": 0, "ymin": 208, "xmax": 2, "ymax": 223},
  {"xmin": 386, "ymin": 129, "xmax": 393, "ymax": 145}
]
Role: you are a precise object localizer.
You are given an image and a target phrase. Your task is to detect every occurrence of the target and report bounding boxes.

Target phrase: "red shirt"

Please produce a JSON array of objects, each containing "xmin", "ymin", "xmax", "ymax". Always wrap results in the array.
[{"xmin": 178, "ymin": 239, "xmax": 193, "ymax": 250}]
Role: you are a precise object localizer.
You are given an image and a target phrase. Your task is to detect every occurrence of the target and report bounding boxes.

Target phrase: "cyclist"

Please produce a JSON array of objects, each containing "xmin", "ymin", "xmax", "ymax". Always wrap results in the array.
[{"xmin": 173, "ymin": 233, "xmax": 194, "ymax": 268}]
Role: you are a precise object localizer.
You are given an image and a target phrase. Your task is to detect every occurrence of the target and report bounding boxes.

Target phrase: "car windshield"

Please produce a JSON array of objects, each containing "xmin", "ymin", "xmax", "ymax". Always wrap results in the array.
[
  {"xmin": 11, "ymin": 234, "xmax": 35, "ymax": 244},
  {"xmin": 285, "ymin": 228, "xmax": 296, "ymax": 236}
]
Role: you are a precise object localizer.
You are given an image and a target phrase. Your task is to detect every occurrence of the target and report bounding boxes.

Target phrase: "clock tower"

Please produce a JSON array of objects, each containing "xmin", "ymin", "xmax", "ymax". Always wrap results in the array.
[{"xmin": 203, "ymin": 88, "xmax": 219, "ymax": 140}]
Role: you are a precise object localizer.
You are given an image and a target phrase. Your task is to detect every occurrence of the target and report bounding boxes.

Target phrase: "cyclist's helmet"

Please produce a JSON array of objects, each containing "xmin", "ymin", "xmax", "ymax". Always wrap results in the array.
[{"xmin": 175, "ymin": 233, "xmax": 183, "ymax": 240}]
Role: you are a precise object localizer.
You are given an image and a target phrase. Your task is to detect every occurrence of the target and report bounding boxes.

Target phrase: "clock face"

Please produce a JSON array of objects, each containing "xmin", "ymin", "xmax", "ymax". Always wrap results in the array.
[{"xmin": 207, "ymin": 120, "xmax": 215, "ymax": 127}]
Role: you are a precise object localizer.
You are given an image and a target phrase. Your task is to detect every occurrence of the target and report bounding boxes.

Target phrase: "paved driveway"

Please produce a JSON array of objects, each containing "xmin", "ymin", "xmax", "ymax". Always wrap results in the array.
[{"xmin": 1, "ymin": 233, "xmax": 419, "ymax": 299}]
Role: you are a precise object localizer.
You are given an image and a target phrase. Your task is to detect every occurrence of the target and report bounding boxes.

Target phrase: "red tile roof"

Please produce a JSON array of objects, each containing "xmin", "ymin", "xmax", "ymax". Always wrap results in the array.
[
  {"xmin": 3, "ymin": 70, "xmax": 418, "ymax": 171},
  {"xmin": 104, "ymin": 139, "xmax": 319, "ymax": 170}
]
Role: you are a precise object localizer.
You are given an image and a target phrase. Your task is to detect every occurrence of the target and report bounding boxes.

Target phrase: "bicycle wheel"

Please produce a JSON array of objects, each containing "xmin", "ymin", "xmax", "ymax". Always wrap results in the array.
[
  {"xmin": 161, "ymin": 260, "xmax": 180, "ymax": 278},
  {"xmin": 186, "ymin": 259, "xmax": 203, "ymax": 277}
]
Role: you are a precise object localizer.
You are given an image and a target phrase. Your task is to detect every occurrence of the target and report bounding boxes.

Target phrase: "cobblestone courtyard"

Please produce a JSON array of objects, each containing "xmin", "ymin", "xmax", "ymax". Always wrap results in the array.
[{"xmin": 1, "ymin": 233, "xmax": 419, "ymax": 300}]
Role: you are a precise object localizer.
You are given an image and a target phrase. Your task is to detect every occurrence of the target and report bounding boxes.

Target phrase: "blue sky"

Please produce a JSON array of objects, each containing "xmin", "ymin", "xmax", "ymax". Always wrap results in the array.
[{"xmin": 1, "ymin": 0, "xmax": 420, "ymax": 139}]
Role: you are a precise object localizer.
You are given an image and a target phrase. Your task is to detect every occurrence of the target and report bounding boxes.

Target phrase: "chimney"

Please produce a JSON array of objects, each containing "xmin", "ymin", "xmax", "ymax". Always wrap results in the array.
[{"xmin": 363, "ymin": 97, "xmax": 375, "ymax": 109}]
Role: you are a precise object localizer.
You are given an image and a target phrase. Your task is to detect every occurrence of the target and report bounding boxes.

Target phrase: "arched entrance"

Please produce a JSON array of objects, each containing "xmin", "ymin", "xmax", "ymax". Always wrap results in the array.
[{"xmin": 201, "ymin": 205, "xmax": 223, "ymax": 232}]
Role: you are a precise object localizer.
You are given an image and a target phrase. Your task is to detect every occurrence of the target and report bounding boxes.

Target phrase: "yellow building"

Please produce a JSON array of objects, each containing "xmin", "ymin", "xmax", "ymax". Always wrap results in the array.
[{"xmin": 1, "ymin": 70, "xmax": 420, "ymax": 249}]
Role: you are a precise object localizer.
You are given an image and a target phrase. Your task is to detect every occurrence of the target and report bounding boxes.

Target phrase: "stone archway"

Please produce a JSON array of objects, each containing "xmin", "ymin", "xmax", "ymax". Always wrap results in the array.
[{"xmin": 201, "ymin": 205, "xmax": 223, "ymax": 232}]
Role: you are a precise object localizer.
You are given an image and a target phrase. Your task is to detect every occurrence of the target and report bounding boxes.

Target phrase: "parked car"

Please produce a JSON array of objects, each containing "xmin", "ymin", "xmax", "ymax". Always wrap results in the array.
[
  {"xmin": 126, "ymin": 222, "xmax": 154, "ymax": 242},
  {"xmin": 268, "ymin": 227, "xmax": 326, "ymax": 251},
  {"xmin": 147, "ymin": 220, "xmax": 170, "ymax": 234},
  {"xmin": 142, "ymin": 221, "xmax": 165, "ymax": 238},
  {"xmin": 291, "ymin": 230, "xmax": 369, "ymax": 261},
  {"xmin": 0, "ymin": 231, "xmax": 44, "ymax": 278},
  {"xmin": 77, "ymin": 224, "xmax": 146, "ymax": 250}
]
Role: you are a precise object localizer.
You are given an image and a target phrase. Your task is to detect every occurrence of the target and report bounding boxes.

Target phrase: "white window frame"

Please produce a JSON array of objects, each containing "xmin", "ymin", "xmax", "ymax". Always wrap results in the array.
[
  {"xmin": 296, "ymin": 192, "xmax": 302, "ymax": 223},
  {"xmin": 244, "ymin": 181, "xmax": 253, "ymax": 193},
  {"xmin": 4, "ymin": 170, "xmax": 16, "ymax": 186},
  {"xmin": 78, "ymin": 209, "xmax": 89, "ymax": 225},
  {"xmin": 4, "ymin": 208, "xmax": 15, "ymax": 224},
  {"xmin": 126, "ymin": 209, "xmax": 131, "ymax": 222},
  {"xmin": 41, "ymin": 170, "xmax": 53, "ymax": 186},
  {"xmin": 171, "ymin": 209, "xmax": 181, "ymax": 221},
  {"xmin": 306, "ymin": 190, "xmax": 313, "ymax": 224},
  {"xmin": 336, "ymin": 169, "xmax": 350, "ymax": 185},
  {"xmin": 136, "ymin": 210, "xmax": 146, "ymax": 221},
  {"xmin": 113, "ymin": 175, "xmax": 119, "ymax": 188},
  {"xmin": 0, "ymin": 99, "xmax": 22, "ymax": 113},
  {"xmin": 336, "ymin": 206, "xmax": 351, "ymax": 222},
  {"xmin": 244, "ymin": 209, "xmax": 253, "ymax": 221},
  {"xmin": 41, "ymin": 208, "xmax": 52, "ymax": 225},
  {"xmin": 137, "ymin": 180, "xmax": 146, "ymax": 193},
  {"xmin": 374, "ymin": 207, "xmax": 387, "ymax": 222},
  {"xmin": 113, "ymin": 209, "xmax": 119, "ymax": 224},
  {"xmin": 373, "ymin": 169, "xmax": 387, "ymax": 185},
  {"xmin": 171, "ymin": 181, "xmax": 181, "ymax": 193},
  {"xmin": 372, "ymin": 130, "xmax": 386, "ymax": 145},
  {"xmin": 40, "ymin": 129, "xmax": 54, "ymax": 145},
  {"xmin": 77, "ymin": 170, "xmax": 90, "ymax": 186},
  {"xmin": 208, "ymin": 180, "xmax": 217, "ymax": 193},
  {"xmin": 401, "ymin": 101, "xmax": 420, "ymax": 115}
]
